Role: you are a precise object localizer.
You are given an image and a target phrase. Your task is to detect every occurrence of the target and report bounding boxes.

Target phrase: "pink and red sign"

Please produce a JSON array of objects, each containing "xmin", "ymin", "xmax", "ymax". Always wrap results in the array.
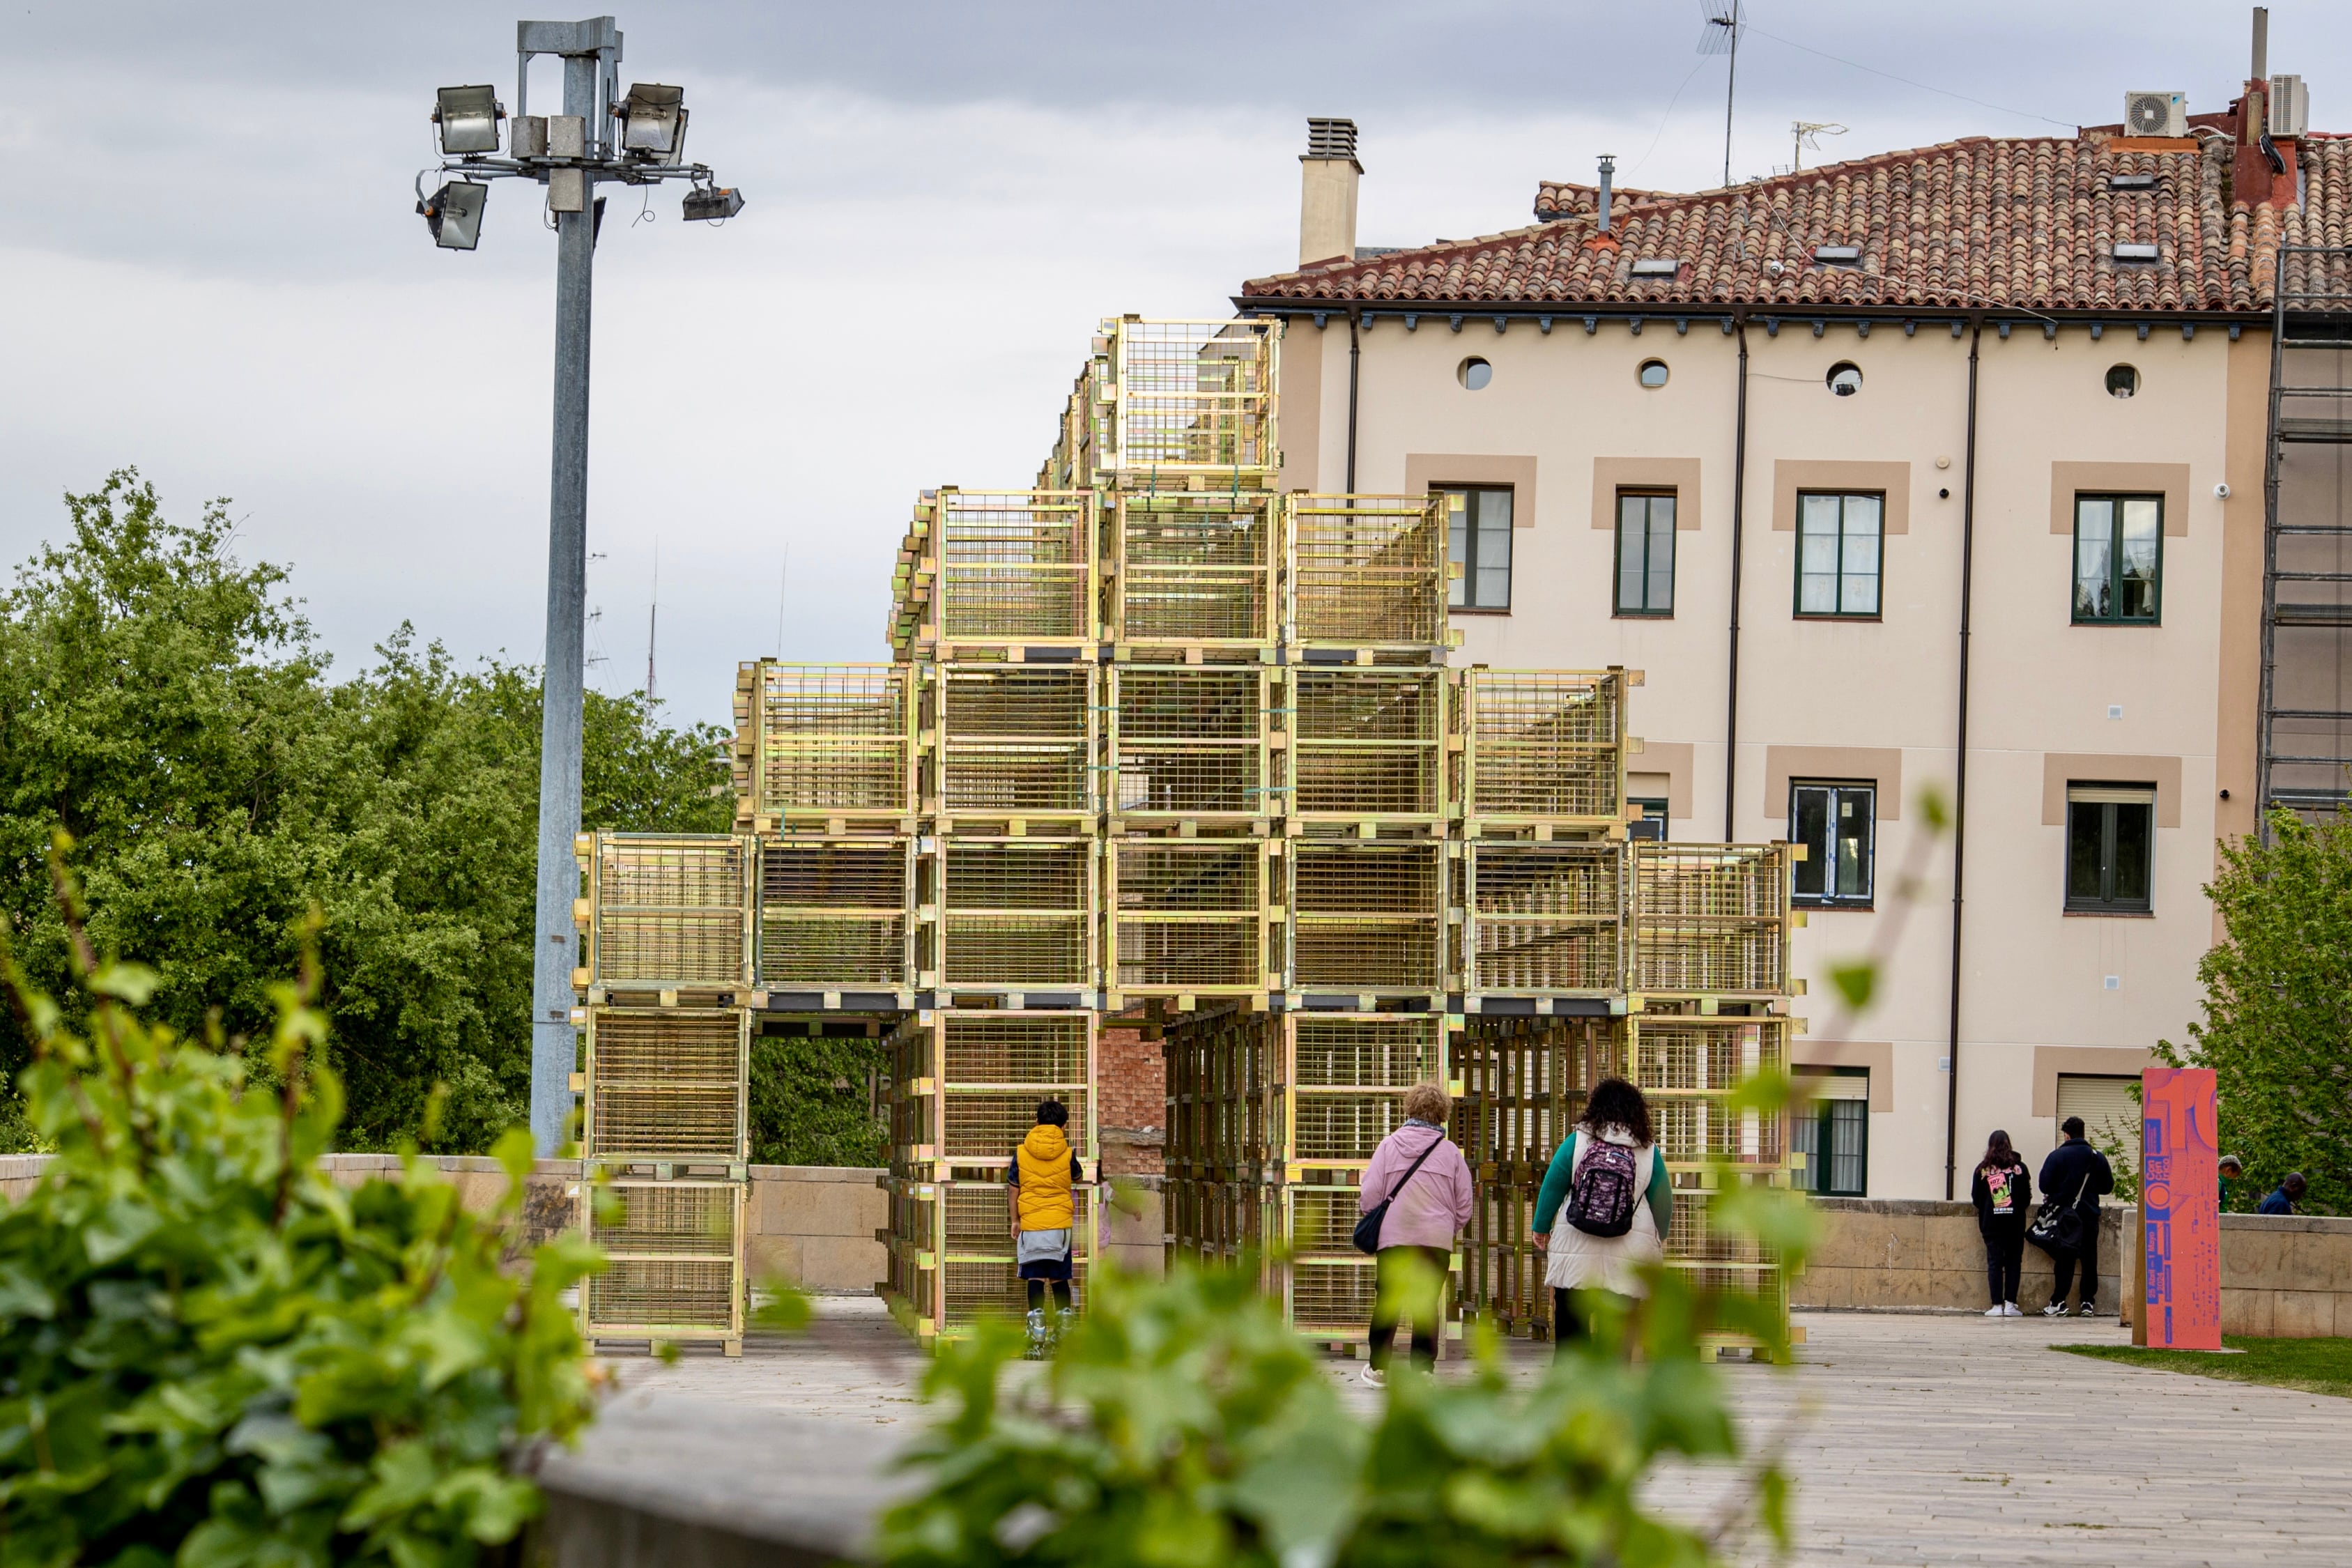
[{"xmin": 2140, "ymin": 1068, "xmax": 2221, "ymax": 1351}]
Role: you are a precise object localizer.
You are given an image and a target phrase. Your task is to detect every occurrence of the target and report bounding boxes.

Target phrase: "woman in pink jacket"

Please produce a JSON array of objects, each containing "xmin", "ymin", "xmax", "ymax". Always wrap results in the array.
[{"xmin": 1354, "ymin": 1082, "xmax": 1475, "ymax": 1386}]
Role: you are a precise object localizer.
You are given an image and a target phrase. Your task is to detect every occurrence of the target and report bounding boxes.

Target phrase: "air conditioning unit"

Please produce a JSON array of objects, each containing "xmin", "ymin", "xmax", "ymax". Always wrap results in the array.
[
  {"xmin": 2270, "ymin": 75, "xmax": 2309, "ymax": 138},
  {"xmin": 2123, "ymin": 91, "xmax": 2188, "ymax": 138}
]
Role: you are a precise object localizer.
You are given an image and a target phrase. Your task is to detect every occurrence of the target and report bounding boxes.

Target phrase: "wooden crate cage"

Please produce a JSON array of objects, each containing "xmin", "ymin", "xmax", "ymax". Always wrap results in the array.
[
  {"xmin": 1289, "ymin": 840, "xmax": 1447, "ymax": 994},
  {"xmin": 579, "ymin": 833, "xmax": 755, "ymax": 997},
  {"xmin": 923, "ymin": 663, "xmax": 1097, "ymax": 828},
  {"xmin": 1454, "ymin": 669, "xmax": 1628, "ymax": 829},
  {"xmin": 921, "ymin": 836, "xmax": 1097, "ymax": 992},
  {"xmin": 581, "ymin": 1178, "xmax": 747, "ymax": 1354},
  {"xmin": 1105, "ymin": 838, "xmax": 1279, "ymax": 1004},
  {"xmin": 918, "ymin": 488, "xmax": 1098, "ymax": 654},
  {"xmin": 582, "ymin": 1006, "xmax": 749, "ymax": 1164},
  {"xmin": 735, "ymin": 662, "xmax": 914, "ymax": 833},
  {"xmin": 1106, "ymin": 488, "xmax": 1281, "ymax": 654},
  {"xmin": 1107, "ymin": 665, "xmax": 1276, "ymax": 829},
  {"xmin": 1289, "ymin": 668, "xmax": 1446, "ymax": 828},
  {"xmin": 757, "ymin": 836, "xmax": 914, "ymax": 992},
  {"xmin": 888, "ymin": 1010, "xmax": 1098, "ymax": 1178},
  {"xmin": 1629, "ymin": 843, "xmax": 1792, "ymax": 999},
  {"xmin": 1284, "ymin": 493, "xmax": 1450, "ymax": 654},
  {"xmin": 1460, "ymin": 841, "xmax": 1624, "ymax": 998},
  {"xmin": 1096, "ymin": 317, "xmax": 1277, "ymax": 477},
  {"xmin": 1626, "ymin": 1012, "xmax": 1790, "ymax": 1176}
]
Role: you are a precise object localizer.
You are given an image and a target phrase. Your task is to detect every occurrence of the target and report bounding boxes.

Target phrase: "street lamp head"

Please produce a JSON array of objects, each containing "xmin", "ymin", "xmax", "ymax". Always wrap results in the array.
[
  {"xmin": 419, "ymin": 180, "xmax": 490, "ymax": 250},
  {"xmin": 682, "ymin": 184, "xmax": 744, "ymax": 222},
  {"xmin": 433, "ymin": 85, "xmax": 505, "ymax": 155},
  {"xmin": 614, "ymin": 84, "xmax": 687, "ymax": 161}
]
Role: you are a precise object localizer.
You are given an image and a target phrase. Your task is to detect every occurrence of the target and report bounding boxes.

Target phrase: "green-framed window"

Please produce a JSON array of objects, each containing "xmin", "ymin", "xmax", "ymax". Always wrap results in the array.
[
  {"xmin": 1790, "ymin": 781, "xmax": 1875, "ymax": 909},
  {"xmin": 1614, "ymin": 491, "xmax": 1676, "ymax": 616},
  {"xmin": 1444, "ymin": 486, "xmax": 1513, "ymax": 610},
  {"xmin": 2073, "ymin": 493, "xmax": 2162, "ymax": 624},
  {"xmin": 2065, "ymin": 782, "xmax": 2155, "ymax": 914},
  {"xmin": 1792, "ymin": 1070, "xmax": 1869, "ymax": 1196},
  {"xmin": 1796, "ymin": 491, "xmax": 1882, "ymax": 617}
]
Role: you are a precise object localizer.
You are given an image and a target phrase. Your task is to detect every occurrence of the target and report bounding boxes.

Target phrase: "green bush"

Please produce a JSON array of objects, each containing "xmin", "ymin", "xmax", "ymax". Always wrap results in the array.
[{"xmin": 0, "ymin": 852, "xmax": 600, "ymax": 1565}]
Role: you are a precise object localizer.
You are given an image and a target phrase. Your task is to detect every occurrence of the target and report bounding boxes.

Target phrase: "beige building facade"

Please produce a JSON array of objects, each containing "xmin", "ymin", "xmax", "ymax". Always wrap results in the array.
[{"xmin": 1243, "ymin": 93, "xmax": 2347, "ymax": 1199}]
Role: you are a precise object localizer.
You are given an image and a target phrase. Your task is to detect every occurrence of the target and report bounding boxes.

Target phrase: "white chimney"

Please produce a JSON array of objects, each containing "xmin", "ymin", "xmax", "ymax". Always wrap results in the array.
[{"xmin": 1298, "ymin": 117, "xmax": 1361, "ymax": 267}]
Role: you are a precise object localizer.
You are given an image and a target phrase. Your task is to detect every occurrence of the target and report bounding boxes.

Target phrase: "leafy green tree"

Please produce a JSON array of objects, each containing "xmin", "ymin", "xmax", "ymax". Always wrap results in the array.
[
  {"xmin": 2161, "ymin": 809, "xmax": 2352, "ymax": 1213},
  {"xmin": 748, "ymin": 1029, "xmax": 887, "ymax": 1167},
  {"xmin": 0, "ymin": 469, "xmax": 730, "ymax": 1153},
  {"xmin": 0, "ymin": 860, "xmax": 600, "ymax": 1565}
]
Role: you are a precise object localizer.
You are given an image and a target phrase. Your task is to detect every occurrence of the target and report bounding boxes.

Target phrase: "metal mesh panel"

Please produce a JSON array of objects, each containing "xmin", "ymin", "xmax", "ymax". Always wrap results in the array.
[
  {"xmin": 1112, "ymin": 841, "xmax": 1263, "ymax": 991},
  {"xmin": 758, "ymin": 839, "xmax": 910, "ymax": 987},
  {"xmin": 1291, "ymin": 842, "xmax": 1444, "ymax": 990},
  {"xmin": 594, "ymin": 836, "xmax": 751, "ymax": 988},
  {"xmin": 1290, "ymin": 670, "xmax": 1443, "ymax": 817},
  {"xmin": 937, "ymin": 839, "xmax": 1091, "ymax": 986},
  {"xmin": 1286, "ymin": 494, "xmax": 1447, "ymax": 647},
  {"xmin": 941, "ymin": 1015, "xmax": 1090, "ymax": 1084},
  {"xmin": 1289, "ymin": 1091, "xmax": 1406, "ymax": 1161},
  {"xmin": 585, "ymin": 1010, "xmax": 745, "ymax": 1160},
  {"xmin": 943, "ymin": 1259, "xmax": 1091, "ymax": 1326},
  {"xmin": 935, "ymin": 668, "xmax": 1093, "ymax": 816},
  {"xmin": 1654, "ymin": 1098, "xmax": 1787, "ymax": 1166},
  {"xmin": 583, "ymin": 1182, "xmax": 741, "ymax": 1335},
  {"xmin": 944, "ymin": 1090, "xmax": 1091, "ymax": 1161},
  {"xmin": 755, "ymin": 664, "xmax": 911, "ymax": 817},
  {"xmin": 1104, "ymin": 319, "xmax": 1276, "ymax": 474},
  {"xmin": 935, "ymin": 491, "xmax": 1093, "ymax": 643},
  {"xmin": 1461, "ymin": 671, "xmax": 1623, "ymax": 820},
  {"xmin": 941, "ymin": 1182, "xmax": 1096, "ymax": 1253},
  {"xmin": 1631, "ymin": 845, "xmax": 1788, "ymax": 994},
  {"xmin": 1629, "ymin": 1018, "xmax": 1789, "ymax": 1093},
  {"xmin": 1468, "ymin": 843, "xmax": 1623, "ymax": 992},
  {"xmin": 1282, "ymin": 1186, "xmax": 1362, "ymax": 1255},
  {"xmin": 1113, "ymin": 491, "xmax": 1279, "ymax": 644},
  {"xmin": 1290, "ymin": 1016, "xmax": 1443, "ymax": 1088},
  {"xmin": 1111, "ymin": 668, "xmax": 1268, "ymax": 818},
  {"xmin": 1286, "ymin": 1259, "xmax": 1378, "ymax": 1332}
]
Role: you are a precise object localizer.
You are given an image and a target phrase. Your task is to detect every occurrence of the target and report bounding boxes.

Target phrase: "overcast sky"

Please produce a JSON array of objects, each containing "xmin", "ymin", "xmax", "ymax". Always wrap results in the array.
[{"xmin": 0, "ymin": 0, "xmax": 2332, "ymax": 730}]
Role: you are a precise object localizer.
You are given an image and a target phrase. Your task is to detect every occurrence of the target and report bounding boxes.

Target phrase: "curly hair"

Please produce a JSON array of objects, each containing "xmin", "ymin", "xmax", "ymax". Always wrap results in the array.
[
  {"xmin": 1402, "ymin": 1082, "xmax": 1452, "ymax": 1125},
  {"xmin": 1578, "ymin": 1077, "xmax": 1654, "ymax": 1146}
]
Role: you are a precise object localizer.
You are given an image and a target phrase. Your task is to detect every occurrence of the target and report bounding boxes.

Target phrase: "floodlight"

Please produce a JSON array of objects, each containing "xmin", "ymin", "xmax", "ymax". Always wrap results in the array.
[
  {"xmin": 434, "ymin": 85, "xmax": 504, "ymax": 155},
  {"xmin": 682, "ymin": 185, "xmax": 744, "ymax": 222},
  {"xmin": 615, "ymin": 84, "xmax": 686, "ymax": 160},
  {"xmin": 419, "ymin": 180, "xmax": 490, "ymax": 250}
]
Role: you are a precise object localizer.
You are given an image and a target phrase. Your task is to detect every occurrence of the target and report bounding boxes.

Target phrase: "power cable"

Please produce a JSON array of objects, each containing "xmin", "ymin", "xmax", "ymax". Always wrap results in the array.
[{"xmin": 1747, "ymin": 26, "xmax": 2075, "ymax": 130}]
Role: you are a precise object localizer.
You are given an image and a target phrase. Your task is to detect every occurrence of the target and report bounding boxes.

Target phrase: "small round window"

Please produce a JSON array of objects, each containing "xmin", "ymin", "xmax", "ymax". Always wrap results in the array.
[
  {"xmin": 1458, "ymin": 356, "xmax": 1492, "ymax": 391},
  {"xmin": 1827, "ymin": 362, "xmax": 1863, "ymax": 397},
  {"xmin": 1638, "ymin": 359, "xmax": 1669, "ymax": 388},
  {"xmin": 2106, "ymin": 364, "xmax": 2140, "ymax": 399}
]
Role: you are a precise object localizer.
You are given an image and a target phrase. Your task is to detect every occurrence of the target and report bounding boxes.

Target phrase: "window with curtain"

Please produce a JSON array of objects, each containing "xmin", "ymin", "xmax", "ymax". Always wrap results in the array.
[
  {"xmin": 1795, "ymin": 491, "xmax": 1882, "ymax": 617},
  {"xmin": 2073, "ymin": 494, "xmax": 2162, "ymax": 624},
  {"xmin": 1444, "ymin": 486, "xmax": 1513, "ymax": 610},
  {"xmin": 1614, "ymin": 491, "xmax": 1676, "ymax": 615},
  {"xmin": 2066, "ymin": 782, "xmax": 2155, "ymax": 913},
  {"xmin": 1790, "ymin": 781, "xmax": 1875, "ymax": 908}
]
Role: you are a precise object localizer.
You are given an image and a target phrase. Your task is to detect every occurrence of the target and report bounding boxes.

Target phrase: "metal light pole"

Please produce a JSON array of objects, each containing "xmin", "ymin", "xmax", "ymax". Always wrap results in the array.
[{"xmin": 415, "ymin": 17, "xmax": 745, "ymax": 1153}]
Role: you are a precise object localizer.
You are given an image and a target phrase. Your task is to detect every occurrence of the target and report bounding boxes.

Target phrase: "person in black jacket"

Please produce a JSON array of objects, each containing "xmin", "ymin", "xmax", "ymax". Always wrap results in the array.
[
  {"xmin": 1969, "ymin": 1130, "xmax": 2033, "ymax": 1316},
  {"xmin": 2036, "ymin": 1116, "xmax": 2116, "ymax": 1316}
]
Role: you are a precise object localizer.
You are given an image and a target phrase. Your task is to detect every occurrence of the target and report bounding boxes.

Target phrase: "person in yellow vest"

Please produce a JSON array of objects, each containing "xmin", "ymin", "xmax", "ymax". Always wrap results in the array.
[{"xmin": 1009, "ymin": 1099, "xmax": 1084, "ymax": 1355}]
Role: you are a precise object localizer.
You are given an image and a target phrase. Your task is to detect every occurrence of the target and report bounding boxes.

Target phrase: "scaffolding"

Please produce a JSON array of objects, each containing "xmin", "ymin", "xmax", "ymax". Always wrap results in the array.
[
  {"xmin": 2260, "ymin": 245, "xmax": 2352, "ymax": 824},
  {"xmin": 577, "ymin": 833, "xmax": 755, "ymax": 999}
]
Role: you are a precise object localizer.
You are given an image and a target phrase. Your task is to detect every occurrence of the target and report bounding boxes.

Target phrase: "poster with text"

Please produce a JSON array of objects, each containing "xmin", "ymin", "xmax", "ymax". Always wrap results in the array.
[{"xmin": 2142, "ymin": 1067, "xmax": 2221, "ymax": 1351}]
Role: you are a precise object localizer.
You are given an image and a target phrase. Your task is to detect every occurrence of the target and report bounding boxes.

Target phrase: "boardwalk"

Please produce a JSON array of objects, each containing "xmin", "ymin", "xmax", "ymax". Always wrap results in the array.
[{"xmin": 574, "ymin": 1301, "xmax": 2352, "ymax": 1565}]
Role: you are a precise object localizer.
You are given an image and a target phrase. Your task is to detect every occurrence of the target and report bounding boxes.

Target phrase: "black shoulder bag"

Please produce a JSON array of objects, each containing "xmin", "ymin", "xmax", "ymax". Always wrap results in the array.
[
  {"xmin": 2027, "ymin": 1169, "xmax": 2091, "ymax": 1255},
  {"xmin": 1353, "ymin": 1132, "xmax": 1444, "ymax": 1255}
]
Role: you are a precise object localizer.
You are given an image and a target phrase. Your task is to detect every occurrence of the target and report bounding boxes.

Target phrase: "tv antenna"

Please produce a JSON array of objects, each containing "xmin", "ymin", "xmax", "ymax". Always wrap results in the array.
[
  {"xmin": 1698, "ymin": 0, "xmax": 1746, "ymax": 188},
  {"xmin": 1792, "ymin": 120, "xmax": 1847, "ymax": 171}
]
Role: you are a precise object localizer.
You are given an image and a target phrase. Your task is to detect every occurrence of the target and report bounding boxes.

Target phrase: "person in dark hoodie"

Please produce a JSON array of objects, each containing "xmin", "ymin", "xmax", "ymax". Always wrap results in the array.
[
  {"xmin": 1009, "ymin": 1099, "xmax": 1085, "ymax": 1357},
  {"xmin": 1969, "ymin": 1129, "xmax": 2033, "ymax": 1317},
  {"xmin": 2036, "ymin": 1116, "xmax": 2115, "ymax": 1316}
]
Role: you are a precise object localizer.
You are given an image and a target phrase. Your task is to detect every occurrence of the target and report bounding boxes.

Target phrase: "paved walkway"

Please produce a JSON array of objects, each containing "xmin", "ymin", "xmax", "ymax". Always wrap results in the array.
[{"xmin": 582, "ymin": 1299, "xmax": 2352, "ymax": 1564}]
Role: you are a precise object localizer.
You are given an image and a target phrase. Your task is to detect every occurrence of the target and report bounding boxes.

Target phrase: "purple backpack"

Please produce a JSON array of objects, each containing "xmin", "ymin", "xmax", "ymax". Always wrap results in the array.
[{"xmin": 1565, "ymin": 1135, "xmax": 1642, "ymax": 1238}]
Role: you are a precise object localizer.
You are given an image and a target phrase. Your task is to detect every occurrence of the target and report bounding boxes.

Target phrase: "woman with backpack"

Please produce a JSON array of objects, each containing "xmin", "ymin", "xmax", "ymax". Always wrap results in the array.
[
  {"xmin": 1353, "ymin": 1082, "xmax": 1474, "ymax": 1387},
  {"xmin": 1969, "ymin": 1128, "xmax": 2032, "ymax": 1317},
  {"xmin": 1530, "ymin": 1077, "xmax": 1673, "ymax": 1357}
]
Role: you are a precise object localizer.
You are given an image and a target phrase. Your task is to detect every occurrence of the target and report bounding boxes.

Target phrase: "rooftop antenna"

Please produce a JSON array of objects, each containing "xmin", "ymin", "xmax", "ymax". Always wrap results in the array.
[
  {"xmin": 645, "ymin": 540, "xmax": 659, "ymax": 705},
  {"xmin": 1792, "ymin": 120, "xmax": 1847, "ymax": 171},
  {"xmin": 1698, "ymin": 0, "xmax": 1746, "ymax": 188}
]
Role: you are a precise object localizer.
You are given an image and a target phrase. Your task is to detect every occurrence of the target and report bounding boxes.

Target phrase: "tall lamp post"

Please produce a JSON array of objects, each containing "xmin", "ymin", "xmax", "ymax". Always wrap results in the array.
[{"xmin": 417, "ymin": 16, "xmax": 745, "ymax": 1154}]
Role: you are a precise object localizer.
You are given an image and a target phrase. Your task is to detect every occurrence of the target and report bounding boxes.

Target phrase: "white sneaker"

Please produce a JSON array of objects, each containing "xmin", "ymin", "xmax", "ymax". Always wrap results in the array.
[
  {"xmin": 2040, "ymin": 1302, "xmax": 2067, "ymax": 1318},
  {"xmin": 2003, "ymin": 1302, "xmax": 2024, "ymax": 1317},
  {"xmin": 1358, "ymin": 1365, "xmax": 1387, "ymax": 1388},
  {"xmin": 1984, "ymin": 1305, "xmax": 2006, "ymax": 1316}
]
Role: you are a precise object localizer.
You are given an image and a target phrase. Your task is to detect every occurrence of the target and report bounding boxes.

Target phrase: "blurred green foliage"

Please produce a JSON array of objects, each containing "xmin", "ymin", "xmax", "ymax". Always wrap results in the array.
[{"xmin": 0, "ymin": 853, "xmax": 601, "ymax": 1565}]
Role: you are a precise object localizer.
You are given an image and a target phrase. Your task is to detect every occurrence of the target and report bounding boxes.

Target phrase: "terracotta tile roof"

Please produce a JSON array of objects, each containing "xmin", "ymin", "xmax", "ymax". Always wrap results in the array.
[{"xmin": 1244, "ymin": 134, "xmax": 2352, "ymax": 314}]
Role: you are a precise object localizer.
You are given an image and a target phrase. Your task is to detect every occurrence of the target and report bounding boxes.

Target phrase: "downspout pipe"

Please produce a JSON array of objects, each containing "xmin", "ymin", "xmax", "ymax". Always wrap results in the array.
[
  {"xmin": 1944, "ymin": 316, "xmax": 1984, "ymax": 1201},
  {"xmin": 1346, "ymin": 306, "xmax": 1362, "ymax": 491},
  {"xmin": 1723, "ymin": 312, "xmax": 1750, "ymax": 840}
]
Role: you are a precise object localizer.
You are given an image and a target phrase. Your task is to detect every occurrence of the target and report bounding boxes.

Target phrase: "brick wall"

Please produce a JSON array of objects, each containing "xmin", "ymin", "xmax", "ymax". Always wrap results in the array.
[{"xmin": 1096, "ymin": 1025, "xmax": 1164, "ymax": 1178}]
